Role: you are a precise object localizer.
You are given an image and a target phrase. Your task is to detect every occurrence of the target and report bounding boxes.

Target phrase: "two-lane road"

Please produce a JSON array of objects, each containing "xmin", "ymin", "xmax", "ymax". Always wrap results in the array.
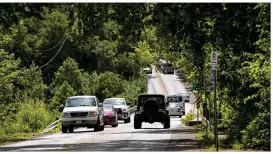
[{"xmin": 0, "ymin": 70, "xmax": 201, "ymax": 151}]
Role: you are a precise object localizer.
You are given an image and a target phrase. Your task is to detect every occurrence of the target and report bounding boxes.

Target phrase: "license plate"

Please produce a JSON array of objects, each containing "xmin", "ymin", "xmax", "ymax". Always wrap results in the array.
[{"xmin": 76, "ymin": 120, "xmax": 82, "ymax": 124}]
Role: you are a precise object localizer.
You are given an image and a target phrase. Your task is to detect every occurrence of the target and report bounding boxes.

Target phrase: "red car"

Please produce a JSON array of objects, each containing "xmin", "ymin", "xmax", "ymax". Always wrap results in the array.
[{"xmin": 103, "ymin": 105, "xmax": 119, "ymax": 127}]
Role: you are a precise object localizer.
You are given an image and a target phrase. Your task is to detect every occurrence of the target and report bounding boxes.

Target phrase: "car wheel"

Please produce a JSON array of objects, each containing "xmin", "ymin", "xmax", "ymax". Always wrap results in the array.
[
  {"xmin": 100, "ymin": 117, "xmax": 105, "ymax": 131},
  {"xmin": 164, "ymin": 116, "xmax": 170, "ymax": 129},
  {"xmin": 112, "ymin": 121, "xmax": 118, "ymax": 127},
  {"xmin": 68, "ymin": 126, "xmax": 74, "ymax": 133},
  {"xmin": 134, "ymin": 116, "xmax": 142, "ymax": 129},
  {"xmin": 128, "ymin": 116, "xmax": 131, "ymax": 123},
  {"xmin": 62, "ymin": 125, "xmax": 67, "ymax": 133},
  {"xmin": 94, "ymin": 117, "xmax": 101, "ymax": 132},
  {"xmin": 100, "ymin": 124, "xmax": 104, "ymax": 131}
]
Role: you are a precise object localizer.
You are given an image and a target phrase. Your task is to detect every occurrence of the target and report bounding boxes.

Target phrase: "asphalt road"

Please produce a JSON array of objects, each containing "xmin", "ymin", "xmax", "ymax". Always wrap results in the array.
[{"xmin": 0, "ymin": 69, "xmax": 201, "ymax": 152}]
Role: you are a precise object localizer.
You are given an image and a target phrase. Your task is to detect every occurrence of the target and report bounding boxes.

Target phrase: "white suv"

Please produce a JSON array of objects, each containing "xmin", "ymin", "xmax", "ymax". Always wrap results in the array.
[
  {"xmin": 103, "ymin": 98, "xmax": 131, "ymax": 123},
  {"xmin": 60, "ymin": 96, "xmax": 104, "ymax": 133}
]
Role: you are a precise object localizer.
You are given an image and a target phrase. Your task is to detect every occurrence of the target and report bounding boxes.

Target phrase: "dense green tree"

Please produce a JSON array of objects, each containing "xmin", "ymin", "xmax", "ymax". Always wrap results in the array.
[
  {"xmin": 52, "ymin": 57, "xmax": 85, "ymax": 95},
  {"xmin": 0, "ymin": 49, "xmax": 21, "ymax": 122},
  {"xmin": 50, "ymin": 81, "xmax": 76, "ymax": 113}
]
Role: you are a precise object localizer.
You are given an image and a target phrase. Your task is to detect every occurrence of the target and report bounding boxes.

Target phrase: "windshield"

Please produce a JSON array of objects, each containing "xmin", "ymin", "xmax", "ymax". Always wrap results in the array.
[
  {"xmin": 103, "ymin": 105, "xmax": 113, "ymax": 111},
  {"xmin": 178, "ymin": 93, "xmax": 189, "ymax": 96},
  {"xmin": 138, "ymin": 96, "xmax": 164, "ymax": 105},
  {"xmin": 65, "ymin": 98, "xmax": 96, "ymax": 107},
  {"xmin": 103, "ymin": 99, "xmax": 125, "ymax": 105},
  {"xmin": 169, "ymin": 103, "xmax": 179, "ymax": 108},
  {"xmin": 167, "ymin": 96, "xmax": 182, "ymax": 102}
]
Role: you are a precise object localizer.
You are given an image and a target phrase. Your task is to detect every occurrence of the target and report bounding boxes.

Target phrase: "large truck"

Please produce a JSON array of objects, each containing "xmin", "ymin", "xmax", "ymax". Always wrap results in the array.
[{"xmin": 159, "ymin": 59, "xmax": 174, "ymax": 74}]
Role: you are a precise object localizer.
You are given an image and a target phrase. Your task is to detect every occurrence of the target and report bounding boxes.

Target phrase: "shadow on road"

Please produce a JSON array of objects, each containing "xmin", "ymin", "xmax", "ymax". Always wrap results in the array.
[
  {"xmin": 111, "ymin": 127, "xmax": 197, "ymax": 135},
  {"xmin": 147, "ymin": 75, "xmax": 157, "ymax": 79},
  {"xmin": 0, "ymin": 138, "xmax": 202, "ymax": 151}
]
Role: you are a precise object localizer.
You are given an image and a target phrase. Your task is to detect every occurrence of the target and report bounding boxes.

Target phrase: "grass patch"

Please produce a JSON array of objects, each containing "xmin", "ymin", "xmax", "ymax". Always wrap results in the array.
[
  {"xmin": 181, "ymin": 112, "xmax": 195, "ymax": 126},
  {"xmin": 0, "ymin": 133, "xmax": 37, "ymax": 145},
  {"xmin": 195, "ymin": 123, "xmax": 252, "ymax": 151},
  {"xmin": 195, "ymin": 123, "xmax": 228, "ymax": 151}
]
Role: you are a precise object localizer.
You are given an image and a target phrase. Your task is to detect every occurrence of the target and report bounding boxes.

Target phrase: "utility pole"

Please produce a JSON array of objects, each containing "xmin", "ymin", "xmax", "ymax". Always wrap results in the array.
[
  {"xmin": 197, "ymin": 90, "xmax": 199, "ymax": 123},
  {"xmin": 211, "ymin": 51, "xmax": 218, "ymax": 151},
  {"xmin": 213, "ymin": 69, "xmax": 218, "ymax": 151}
]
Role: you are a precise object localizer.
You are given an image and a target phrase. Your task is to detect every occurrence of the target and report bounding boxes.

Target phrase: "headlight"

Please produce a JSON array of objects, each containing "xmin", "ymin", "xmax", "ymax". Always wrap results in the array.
[
  {"xmin": 122, "ymin": 108, "xmax": 126, "ymax": 111},
  {"xmin": 87, "ymin": 111, "xmax": 97, "ymax": 117},
  {"xmin": 62, "ymin": 113, "xmax": 70, "ymax": 118}
]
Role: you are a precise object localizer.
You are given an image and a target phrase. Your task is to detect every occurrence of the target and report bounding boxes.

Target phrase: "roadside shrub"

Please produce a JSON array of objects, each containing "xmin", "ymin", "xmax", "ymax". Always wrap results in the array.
[
  {"xmin": 0, "ymin": 99, "xmax": 55, "ymax": 136},
  {"xmin": 16, "ymin": 99, "xmax": 55, "ymax": 133},
  {"xmin": 181, "ymin": 113, "xmax": 195, "ymax": 125}
]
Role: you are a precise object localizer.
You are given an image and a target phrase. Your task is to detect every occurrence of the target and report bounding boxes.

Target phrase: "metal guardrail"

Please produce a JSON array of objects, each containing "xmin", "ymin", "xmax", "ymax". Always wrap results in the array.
[
  {"xmin": 42, "ymin": 119, "xmax": 61, "ymax": 133},
  {"xmin": 42, "ymin": 106, "xmax": 138, "ymax": 133},
  {"xmin": 202, "ymin": 117, "xmax": 211, "ymax": 128}
]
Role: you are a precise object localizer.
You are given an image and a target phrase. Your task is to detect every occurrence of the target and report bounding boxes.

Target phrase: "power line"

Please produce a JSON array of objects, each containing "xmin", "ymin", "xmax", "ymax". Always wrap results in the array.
[
  {"xmin": 35, "ymin": 34, "xmax": 67, "ymax": 70},
  {"xmin": 36, "ymin": 32, "xmax": 67, "ymax": 52},
  {"xmin": 18, "ymin": 33, "xmax": 68, "ymax": 70}
]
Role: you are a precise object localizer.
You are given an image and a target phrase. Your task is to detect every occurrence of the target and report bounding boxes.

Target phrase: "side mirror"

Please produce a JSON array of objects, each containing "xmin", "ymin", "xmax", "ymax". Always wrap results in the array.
[
  {"xmin": 98, "ymin": 103, "xmax": 103, "ymax": 107},
  {"xmin": 127, "ymin": 102, "xmax": 131, "ymax": 106},
  {"xmin": 166, "ymin": 101, "xmax": 169, "ymax": 106}
]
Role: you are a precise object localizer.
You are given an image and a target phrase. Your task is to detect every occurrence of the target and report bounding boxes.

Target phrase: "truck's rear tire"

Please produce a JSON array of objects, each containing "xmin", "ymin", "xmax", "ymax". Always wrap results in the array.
[
  {"xmin": 124, "ymin": 116, "xmax": 131, "ymax": 123},
  {"xmin": 62, "ymin": 125, "xmax": 67, "ymax": 133},
  {"xmin": 134, "ymin": 117, "xmax": 142, "ymax": 129},
  {"xmin": 68, "ymin": 126, "xmax": 74, "ymax": 133},
  {"xmin": 128, "ymin": 116, "xmax": 131, "ymax": 123},
  {"xmin": 164, "ymin": 116, "xmax": 170, "ymax": 129}
]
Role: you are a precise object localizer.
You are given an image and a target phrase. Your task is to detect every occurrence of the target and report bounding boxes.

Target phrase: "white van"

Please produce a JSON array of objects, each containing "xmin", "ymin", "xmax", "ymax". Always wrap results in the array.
[
  {"xmin": 166, "ymin": 95, "xmax": 185, "ymax": 115},
  {"xmin": 177, "ymin": 92, "xmax": 190, "ymax": 104}
]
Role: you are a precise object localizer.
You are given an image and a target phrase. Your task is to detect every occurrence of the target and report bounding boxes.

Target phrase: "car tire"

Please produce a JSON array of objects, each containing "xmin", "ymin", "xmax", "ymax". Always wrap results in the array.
[
  {"xmin": 100, "ymin": 124, "xmax": 104, "ymax": 131},
  {"xmin": 62, "ymin": 125, "xmax": 67, "ymax": 133},
  {"xmin": 128, "ymin": 116, "xmax": 131, "ymax": 123},
  {"xmin": 134, "ymin": 116, "xmax": 142, "ymax": 129},
  {"xmin": 94, "ymin": 117, "xmax": 101, "ymax": 132},
  {"xmin": 68, "ymin": 126, "xmax": 74, "ymax": 133},
  {"xmin": 124, "ymin": 119, "xmax": 128, "ymax": 123},
  {"xmin": 164, "ymin": 116, "xmax": 170, "ymax": 129},
  {"xmin": 112, "ymin": 121, "xmax": 118, "ymax": 127}
]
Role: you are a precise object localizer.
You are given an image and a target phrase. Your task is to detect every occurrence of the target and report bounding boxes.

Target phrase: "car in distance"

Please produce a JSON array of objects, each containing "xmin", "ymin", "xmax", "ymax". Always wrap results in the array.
[
  {"xmin": 177, "ymin": 92, "xmax": 190, "ymax": 104},
  {"xmin": 103, "ymin": 104, "xmax": 118, "ymax": 127},
  {"xmin": 103, "ymin": 98, "xmax": 131, "ymax": 123},
  {"xmin": 143, "ymin": 67, "xmax": 152, "ymax": 74},
  {"xmin": 60, "ymin": 96, "xmax": 104, "ymax": 133},
  {"xmin": 167, "ymin": 103, "xmax": 183, "ymax": 118},
  {"xmin": 167, "ymin": 95, "xmax": 185, "ymax": 116},
  {"xmin": 159, "ymin": 59, "xmax": 174, "ymax": 74},
  {"xmin": 134, "ymin": 94, "xmax": 170, "ymax": 129}
]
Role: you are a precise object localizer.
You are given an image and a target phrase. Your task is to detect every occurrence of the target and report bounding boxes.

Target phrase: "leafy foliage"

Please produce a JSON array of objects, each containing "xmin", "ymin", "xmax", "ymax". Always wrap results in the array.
[{"xmin": 0, "ymin": 4, "xmax": 270, "ymax": 150}]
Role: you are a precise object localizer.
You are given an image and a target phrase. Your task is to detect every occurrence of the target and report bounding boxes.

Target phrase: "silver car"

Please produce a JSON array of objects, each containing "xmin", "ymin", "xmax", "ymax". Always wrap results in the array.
[
  {"xmin": 103, "ymin": 98, "xmax": 131, "ymax": 123},
  {"xmin": 167, "ymin": 103, "xmax": 183, "ymax": 118}
]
